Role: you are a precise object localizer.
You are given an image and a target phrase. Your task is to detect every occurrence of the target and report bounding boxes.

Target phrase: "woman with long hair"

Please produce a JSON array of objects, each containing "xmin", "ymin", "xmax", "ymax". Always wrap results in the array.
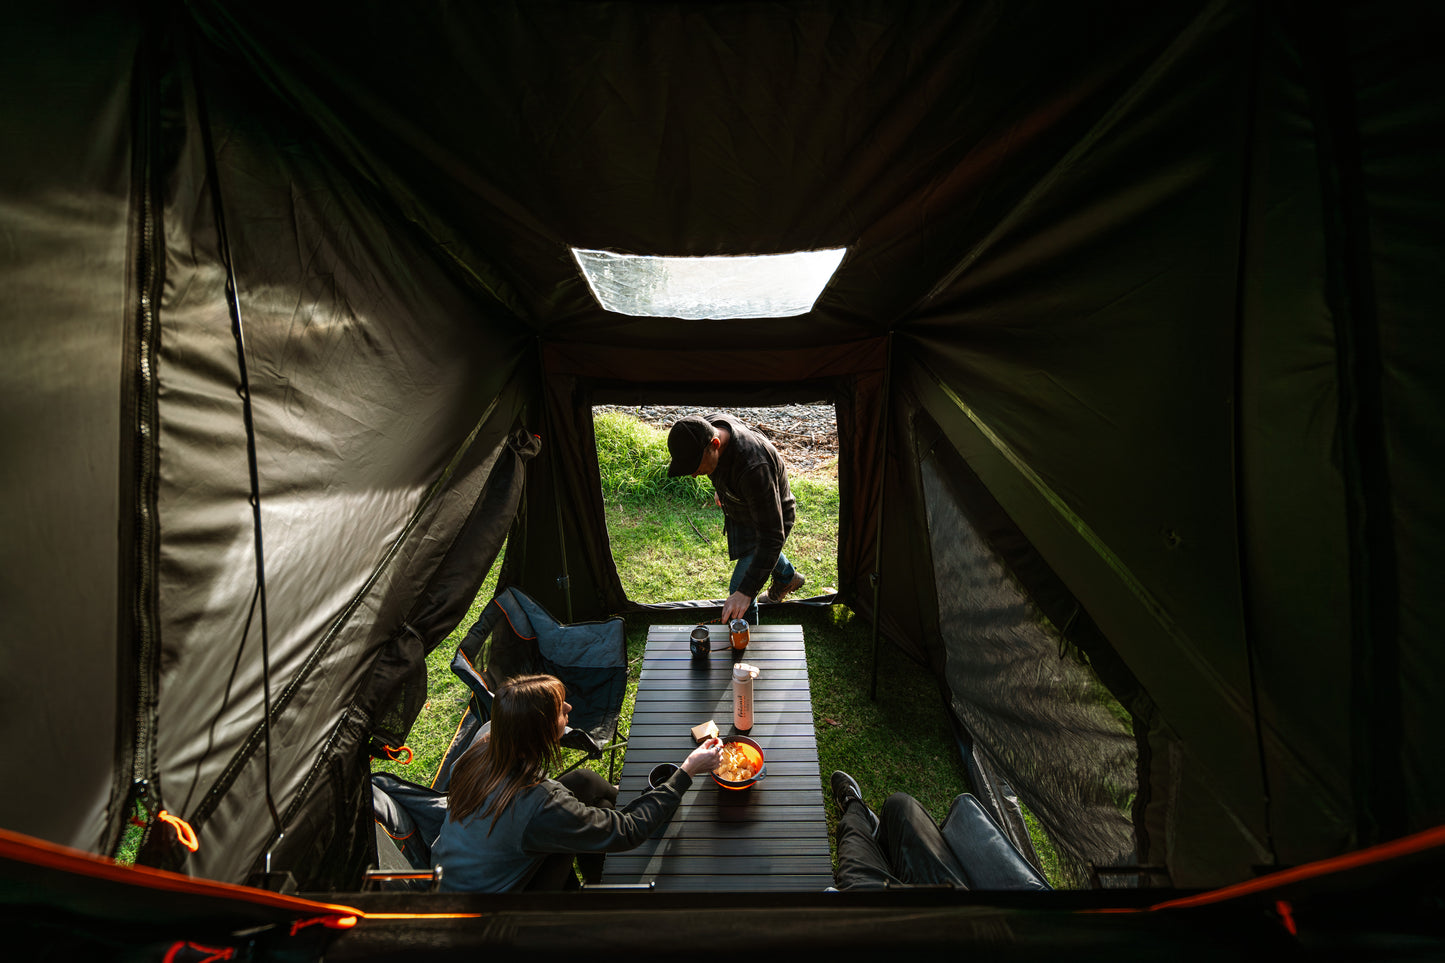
[{"xmin": 431, "ymin": 673, "xmax": 722, "ymax": 891}]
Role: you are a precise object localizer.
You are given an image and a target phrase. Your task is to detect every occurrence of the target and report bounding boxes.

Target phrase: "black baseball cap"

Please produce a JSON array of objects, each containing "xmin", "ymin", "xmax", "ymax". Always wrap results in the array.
[{"xmin": 666, "ymin": 416, "xmax": 715, "ymax": 477}]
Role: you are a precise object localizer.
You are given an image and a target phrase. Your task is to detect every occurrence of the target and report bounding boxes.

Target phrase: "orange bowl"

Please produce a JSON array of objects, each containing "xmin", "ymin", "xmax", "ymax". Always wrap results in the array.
[{"xmin": 710, "ymin": 735, "xmax": 765, "ymax": 790}]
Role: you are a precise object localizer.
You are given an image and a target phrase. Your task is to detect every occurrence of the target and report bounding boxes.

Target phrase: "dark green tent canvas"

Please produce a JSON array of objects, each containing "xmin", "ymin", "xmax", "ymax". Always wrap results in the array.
[{"xmin": 2, "ymin": 0, "xmax": 1442, "ymax": 955}]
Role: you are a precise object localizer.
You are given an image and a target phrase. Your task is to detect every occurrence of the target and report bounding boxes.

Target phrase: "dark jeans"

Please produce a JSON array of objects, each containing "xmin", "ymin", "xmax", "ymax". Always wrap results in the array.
[
  {"xmin": 523, "ymin": 768, "xmax": 618, "ymax": 891},
  {"xmin": 729, "ymin": 549, "xmax": 796, "ymax": 625},
  {"xmin": 834, "ymin": 792, "xmax": 970, "ymax": 890}
]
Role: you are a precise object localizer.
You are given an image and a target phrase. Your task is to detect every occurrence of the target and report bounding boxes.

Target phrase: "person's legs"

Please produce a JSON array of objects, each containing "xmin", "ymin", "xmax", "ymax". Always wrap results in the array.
[
  {"xmin": 728, "ymin": 554, "xmax": 762, "ymax": 625},
  {"xmin": 559, "ymin": 768, "xmax": 618, "ymax": 808},
  {"xmin": 524, "ymin": 852, "xmax": 582, "ymax": 891},
  {"xmin": 730, "ymin": 552, "xmax": 804, "ymax": 623},
  {"xmin": 834, "ymin": 801, "xmax": 900, "ymax": 890},
  {"xmin": 876, "ymin": 793, "xmax": 969, "ymax": 888},
  {"xmin": 524, "ymin": 770, "xmax": 618, "ymax": 889},
  {"xmin": 762, "ymin": 554, "xmax": 804, "ymax": 603},
  {"xmin": 557, "ymin": 769, "xmax": 617, "ymax": 884}
]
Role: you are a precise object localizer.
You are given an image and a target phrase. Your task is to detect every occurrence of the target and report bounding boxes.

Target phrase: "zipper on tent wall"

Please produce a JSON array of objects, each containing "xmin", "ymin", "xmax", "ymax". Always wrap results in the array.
[
  {"xmin": 115, "ymin": 13, "xmax": 167, "ymax": 858},
  {"xmin": 868, "ymin": 333, "xmax": 893, "ymax": 701},
  {"xmin": 538, "ymin": 337, "xmax": 573, "ymax": 622}
]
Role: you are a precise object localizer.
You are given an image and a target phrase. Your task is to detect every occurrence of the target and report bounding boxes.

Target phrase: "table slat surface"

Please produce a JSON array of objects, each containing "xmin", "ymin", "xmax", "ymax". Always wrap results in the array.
[{"xmin": 600, "ymin": 625, "xmax": 834, "ymax": 892}]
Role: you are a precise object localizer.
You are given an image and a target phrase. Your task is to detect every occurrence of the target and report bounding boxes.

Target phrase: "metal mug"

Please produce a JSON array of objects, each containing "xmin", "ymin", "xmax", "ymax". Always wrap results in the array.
[
  {"xmin": 689, "ymin": 625, "xmax": 711, "ymax": 657},
  {"xmin": 729, "ymin": 618, "xmax": 750, "ymax": 651}
]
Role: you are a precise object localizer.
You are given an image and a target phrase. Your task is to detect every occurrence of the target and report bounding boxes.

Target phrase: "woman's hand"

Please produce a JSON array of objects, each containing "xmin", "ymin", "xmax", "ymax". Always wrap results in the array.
[{"xmin": 680, "ymin": 737, "xmax": 723, "ymax": 776}]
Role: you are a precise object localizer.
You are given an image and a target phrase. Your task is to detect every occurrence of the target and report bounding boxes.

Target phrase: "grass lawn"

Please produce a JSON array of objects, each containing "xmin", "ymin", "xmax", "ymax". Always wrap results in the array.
[{"xmin": 374, "ymin": 410, "xmax": 1064, "ymax": 886}]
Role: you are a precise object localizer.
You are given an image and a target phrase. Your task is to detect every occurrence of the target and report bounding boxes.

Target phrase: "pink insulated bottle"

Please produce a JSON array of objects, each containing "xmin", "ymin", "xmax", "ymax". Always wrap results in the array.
[{"xmin": 732, "ymin": 662, "xmax": 760, "ymax": 731}]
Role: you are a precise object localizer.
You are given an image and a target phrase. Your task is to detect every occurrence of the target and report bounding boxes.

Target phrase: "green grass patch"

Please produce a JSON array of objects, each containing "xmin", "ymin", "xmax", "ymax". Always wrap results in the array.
[
  {"xmin": 596, "ymin": 410, "xmax": 840, "ymax": 603},
  {"xmin": 594, "ymin": 409, "xmax": 713, "ymax": 506}
]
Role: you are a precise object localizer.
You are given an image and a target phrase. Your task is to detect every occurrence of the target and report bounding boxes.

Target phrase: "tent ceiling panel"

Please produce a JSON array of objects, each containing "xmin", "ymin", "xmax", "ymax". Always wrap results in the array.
[{"xmin": 186, "ymin": 1, "xmax": 1216, "ymax": 342}]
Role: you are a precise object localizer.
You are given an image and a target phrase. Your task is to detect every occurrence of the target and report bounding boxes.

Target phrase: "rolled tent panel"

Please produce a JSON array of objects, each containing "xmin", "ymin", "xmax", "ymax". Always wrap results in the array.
[
  {"xmin": 0, "ymin": 6, "xmax": 143, "ymax": 852},
  {"xmin": 136, "ymin": 41, "xmax": 533, "ymax": 882},
  {"xmin": 919, "ymin": 451, "xmax": 1138, "ymax": 889}
]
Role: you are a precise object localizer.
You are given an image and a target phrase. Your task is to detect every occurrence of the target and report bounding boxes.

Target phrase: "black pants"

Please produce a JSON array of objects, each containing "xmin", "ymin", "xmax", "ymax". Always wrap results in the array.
[
  {"xmin": 523, "ymin": 768, "xmax": 619, "ymax": 891},
  {"xmin": 834, "ymin": 792, "xmax": 969, "ymax": 890}
]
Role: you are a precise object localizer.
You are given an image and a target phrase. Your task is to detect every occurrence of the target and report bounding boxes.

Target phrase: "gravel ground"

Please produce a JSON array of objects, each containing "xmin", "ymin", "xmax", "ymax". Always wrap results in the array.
[{"xmin": 595, "ymin": 404, "xmax": 839, "ymax": 475}]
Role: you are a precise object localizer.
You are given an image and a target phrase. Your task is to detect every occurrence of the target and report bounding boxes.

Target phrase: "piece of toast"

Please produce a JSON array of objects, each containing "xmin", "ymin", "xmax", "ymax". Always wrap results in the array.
[{"xmin": 691, "ymin": 719, "xmax": 720, "ymax": 744}]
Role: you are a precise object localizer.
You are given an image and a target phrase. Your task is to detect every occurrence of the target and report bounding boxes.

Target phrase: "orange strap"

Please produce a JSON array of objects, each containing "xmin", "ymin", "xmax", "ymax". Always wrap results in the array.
[
  {"xmin": 156, "ymin": 810, "xmax": 199, "ymax": 852},
  {"xmin": 290, "ymin": 914, "xmax": 359, "ymax": 935},
  {"xmin": 383, "ymin": 744, "xmax": 413, "ymax": 765}
]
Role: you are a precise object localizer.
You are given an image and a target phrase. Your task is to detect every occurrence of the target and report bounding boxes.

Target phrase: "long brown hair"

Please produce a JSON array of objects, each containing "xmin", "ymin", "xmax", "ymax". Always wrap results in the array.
[{"xmin": 447, "ymin": 674, "xmax": 566, "ymax": 831}]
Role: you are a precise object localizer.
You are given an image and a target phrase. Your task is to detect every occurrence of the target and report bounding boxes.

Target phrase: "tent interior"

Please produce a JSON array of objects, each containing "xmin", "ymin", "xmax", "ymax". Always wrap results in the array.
[{"xmin": 3, "ymin": 0, "xmax": 1443, "ymax": 954}]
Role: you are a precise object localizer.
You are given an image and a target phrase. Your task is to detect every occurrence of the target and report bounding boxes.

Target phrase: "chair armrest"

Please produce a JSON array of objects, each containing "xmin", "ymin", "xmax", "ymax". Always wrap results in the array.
[
  {"xmin": 939, "ymin": 793, "xmax": 1051, "ymax": 890},
  {"xmin": 559, "ymin": 726, "xmax": 602, "ymax": 755}
]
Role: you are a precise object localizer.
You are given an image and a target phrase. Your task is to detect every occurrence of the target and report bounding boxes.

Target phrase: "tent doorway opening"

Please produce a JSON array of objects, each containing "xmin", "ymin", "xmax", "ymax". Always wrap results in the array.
[{"xmin": 591, "ymin": 403, "xmax": 840, "ymax": 617}]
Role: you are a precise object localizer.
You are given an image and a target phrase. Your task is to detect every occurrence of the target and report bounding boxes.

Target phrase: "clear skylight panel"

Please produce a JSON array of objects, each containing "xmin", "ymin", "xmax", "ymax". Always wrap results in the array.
[{"xmin": 571, "ymin": 247, "xmax": 846, "ymax": 320}]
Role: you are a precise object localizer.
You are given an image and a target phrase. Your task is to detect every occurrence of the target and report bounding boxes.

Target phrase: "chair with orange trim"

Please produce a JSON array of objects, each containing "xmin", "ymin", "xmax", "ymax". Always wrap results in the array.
[
  {"xmin": 371, "ymin": 587, "xmax": 628, "ymax": 876},
  {"xmin": 440, "ymin": 586, "xmax": 628, "ymax": 786}
]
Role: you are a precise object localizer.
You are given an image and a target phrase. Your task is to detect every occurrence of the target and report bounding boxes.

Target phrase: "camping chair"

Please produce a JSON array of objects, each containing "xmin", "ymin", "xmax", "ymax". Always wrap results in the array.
[
  {"xmin": 939, "ymin": 793, "xmax": 1052, "ymax": 891},
  {"xmin": 369, "ymin": 716, "xmax": 492, "ymax": 880},
  {"xmin": 370, "ymin": 588, "xmax": 628, "ymax": 874},
  {"xmin": 368, "ymin": 770, "xmax": 451, "ymax": 888},
  {"xmin": 448, "ymin": 586, "xmax": 630, "ymax": 782}
]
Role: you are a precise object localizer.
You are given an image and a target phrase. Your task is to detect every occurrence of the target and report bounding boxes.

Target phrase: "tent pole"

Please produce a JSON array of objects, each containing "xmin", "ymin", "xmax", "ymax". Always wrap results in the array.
[
  {"xmin": 539, "ymin": 338, "xmax": 573, "ymax": 622},
  {"xmin": 868, "ymin": 333, "xmax": 894, "ymax": 701}
]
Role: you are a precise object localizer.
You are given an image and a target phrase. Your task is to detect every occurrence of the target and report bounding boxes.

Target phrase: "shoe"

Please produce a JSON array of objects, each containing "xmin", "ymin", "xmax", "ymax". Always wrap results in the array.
[
  {"xmin": 830, "ymin": 770, "xmax": 880, "ymax": 836},
  {"xmin": 763, "ymin": 571, "xmax": 806, "ymax": 603}
]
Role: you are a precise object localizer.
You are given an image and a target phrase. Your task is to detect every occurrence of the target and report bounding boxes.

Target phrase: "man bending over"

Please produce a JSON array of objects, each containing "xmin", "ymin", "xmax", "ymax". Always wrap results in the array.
[{"xmin": 666, "ymin": 413, "xmax": 806, "ymax": 624}]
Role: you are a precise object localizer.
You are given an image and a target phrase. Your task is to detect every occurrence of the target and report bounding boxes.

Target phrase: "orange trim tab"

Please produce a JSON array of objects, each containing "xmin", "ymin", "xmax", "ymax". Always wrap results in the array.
[
  {"xmin": 1275, "ymin": 900, "xmax": 1297, "ymax": 936},
  {"xmin": 290, "ymin": 914, "xmax": 359, "ymax": 935},
  {"xmin": 156, "ymin": 810, "xmax": 199, "ymax": 852}
]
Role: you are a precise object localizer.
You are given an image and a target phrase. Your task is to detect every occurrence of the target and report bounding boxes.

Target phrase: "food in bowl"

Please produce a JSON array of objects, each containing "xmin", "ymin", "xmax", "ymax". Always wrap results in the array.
[{"xmin": 714, "ymin": 741, "xmax": 758, "ymax": 782}]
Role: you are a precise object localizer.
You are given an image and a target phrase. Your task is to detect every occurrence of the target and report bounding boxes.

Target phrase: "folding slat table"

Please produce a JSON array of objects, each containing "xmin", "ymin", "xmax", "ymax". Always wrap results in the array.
[{"xmin": 600, "ymin": 623, "xmax": 834, "ymax": 891}]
